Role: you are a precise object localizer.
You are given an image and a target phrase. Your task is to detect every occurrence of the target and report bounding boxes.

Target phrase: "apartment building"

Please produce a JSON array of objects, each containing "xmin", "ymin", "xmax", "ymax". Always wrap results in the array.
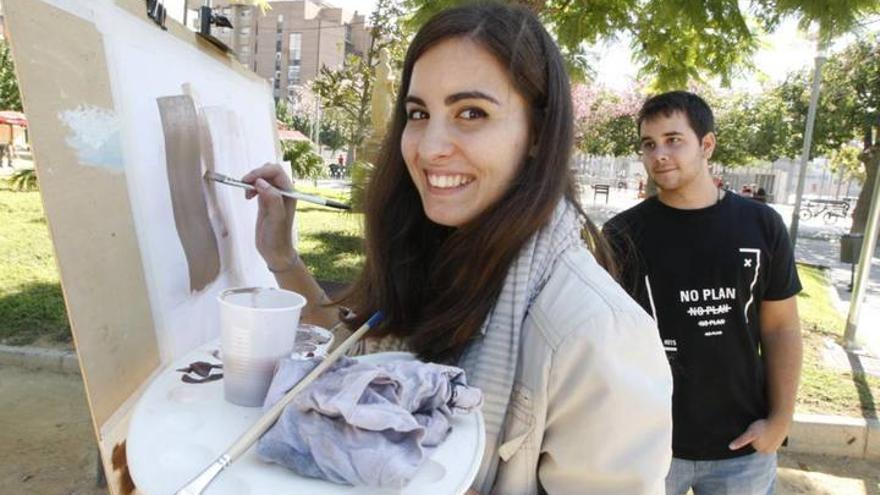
[{"xmin": 188, "ymin": 1, "xmax": 370, "ymax": 101}]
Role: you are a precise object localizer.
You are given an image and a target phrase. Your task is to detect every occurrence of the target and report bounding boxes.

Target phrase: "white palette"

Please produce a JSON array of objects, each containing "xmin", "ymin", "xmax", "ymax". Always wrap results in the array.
[{"xmin": 128, "ymin": 347, "xmax": 485, "ymax": 495}]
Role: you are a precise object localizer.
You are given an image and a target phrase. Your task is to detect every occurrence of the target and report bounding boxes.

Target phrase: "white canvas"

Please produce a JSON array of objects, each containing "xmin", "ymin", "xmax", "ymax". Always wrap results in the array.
[{"xmin": 49, "ymin": 0, "xmax": 281, "ymax": 362}]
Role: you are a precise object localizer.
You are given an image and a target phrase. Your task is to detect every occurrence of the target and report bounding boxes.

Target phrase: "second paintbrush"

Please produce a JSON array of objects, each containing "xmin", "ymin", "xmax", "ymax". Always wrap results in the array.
[{"xmin": 204, "ymin": 170, "xmax": 351, "ymax": 210}]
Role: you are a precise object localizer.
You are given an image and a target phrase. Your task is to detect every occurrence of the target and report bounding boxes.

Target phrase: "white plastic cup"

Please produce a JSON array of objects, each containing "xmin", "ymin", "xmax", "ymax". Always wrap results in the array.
[{"xmin": 218, "ymin": 287, "xmax": 307, "ymax": 407}]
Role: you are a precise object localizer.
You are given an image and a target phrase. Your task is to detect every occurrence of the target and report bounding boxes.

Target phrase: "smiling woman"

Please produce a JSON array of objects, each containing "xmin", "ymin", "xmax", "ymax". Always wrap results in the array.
[
  {"xmin": 401, "ymin": 37, "xmax": 530, "ymax": 228},
  {"xmin": 243, "ymin": 2, "xmax": 673, "ymax": 494}
]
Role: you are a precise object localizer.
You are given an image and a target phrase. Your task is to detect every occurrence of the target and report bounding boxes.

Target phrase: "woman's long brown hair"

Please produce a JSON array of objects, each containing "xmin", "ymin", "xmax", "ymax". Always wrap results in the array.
[{"xmin": 339, "ymin": 2, "xmax": 615, "ymax": 362}]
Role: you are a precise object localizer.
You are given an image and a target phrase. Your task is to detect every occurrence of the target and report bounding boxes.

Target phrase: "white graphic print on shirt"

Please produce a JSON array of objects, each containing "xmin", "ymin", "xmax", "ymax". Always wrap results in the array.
[
  {"xmin": 739, "ymin": 248, "xmax": 761, "ymax": 324},
  {"xmin": 654, "ymin": 247, "xmax": 762, "ymax": 342}
]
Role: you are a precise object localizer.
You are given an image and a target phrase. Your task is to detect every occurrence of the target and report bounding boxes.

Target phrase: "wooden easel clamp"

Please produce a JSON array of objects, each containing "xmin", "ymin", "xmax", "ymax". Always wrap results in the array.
[
  {"xmin": 197, "ymin": 5, "xmax": 234, "ymax": 53},
  {"xmin": 146, "ymin": 0, "xmax": 167, "ymax": 30}
]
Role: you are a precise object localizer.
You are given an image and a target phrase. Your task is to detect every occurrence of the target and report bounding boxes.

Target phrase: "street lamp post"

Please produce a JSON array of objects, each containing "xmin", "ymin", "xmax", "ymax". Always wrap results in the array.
[{"xmin": 789, "ymin": 29, "xmax": 828, "ymax": 248}]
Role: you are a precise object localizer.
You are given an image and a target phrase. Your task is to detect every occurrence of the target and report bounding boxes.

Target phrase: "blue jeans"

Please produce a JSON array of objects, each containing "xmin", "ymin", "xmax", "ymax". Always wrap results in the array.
[{"xmin": 666, "ymin": 452, "xmax": 777, "ymax": 495}]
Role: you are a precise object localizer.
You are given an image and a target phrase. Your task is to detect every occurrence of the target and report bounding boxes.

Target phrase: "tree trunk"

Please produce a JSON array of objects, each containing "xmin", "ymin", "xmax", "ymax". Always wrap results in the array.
[{"xmin": 850, "ymin": 145, "xmax": 879, "ymax": 234}]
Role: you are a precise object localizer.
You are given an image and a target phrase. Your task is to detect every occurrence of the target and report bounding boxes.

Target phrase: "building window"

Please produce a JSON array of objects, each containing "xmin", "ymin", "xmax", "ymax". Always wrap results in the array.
[{"xmin": 288, "ymin": 32, "xmax": 302, "ymax": 64}]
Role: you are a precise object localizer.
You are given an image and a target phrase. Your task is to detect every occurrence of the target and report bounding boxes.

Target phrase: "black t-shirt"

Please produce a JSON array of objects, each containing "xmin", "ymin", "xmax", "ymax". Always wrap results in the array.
[{"xmin": 603, "ymin": 193, "xmax": 801, "ymax": 460}]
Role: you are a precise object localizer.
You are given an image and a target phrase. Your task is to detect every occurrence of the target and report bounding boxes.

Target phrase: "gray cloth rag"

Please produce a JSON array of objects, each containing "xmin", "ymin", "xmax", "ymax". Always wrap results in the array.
[{"xmin": 256, "ymin": 356, "xmax": 483, "ymax": 488}]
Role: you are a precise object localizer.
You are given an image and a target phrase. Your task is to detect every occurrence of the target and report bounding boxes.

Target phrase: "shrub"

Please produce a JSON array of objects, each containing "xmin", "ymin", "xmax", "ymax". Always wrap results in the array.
[{"xmin": 9, "ymin": 168, "xmax": 37, "ymax": 192}]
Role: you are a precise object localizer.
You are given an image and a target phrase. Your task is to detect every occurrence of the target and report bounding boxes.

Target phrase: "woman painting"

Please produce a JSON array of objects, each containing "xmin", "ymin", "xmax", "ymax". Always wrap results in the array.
[{"xmin": 244, "ymin": 3, "xmax": 672, "ymax": 493}]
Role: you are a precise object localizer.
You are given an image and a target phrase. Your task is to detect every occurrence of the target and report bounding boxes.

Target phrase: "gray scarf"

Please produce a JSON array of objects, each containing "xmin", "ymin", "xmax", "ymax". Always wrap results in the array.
[{"xmin": 459, "ymin": 199, "xmax": 583, "ymax": 492}]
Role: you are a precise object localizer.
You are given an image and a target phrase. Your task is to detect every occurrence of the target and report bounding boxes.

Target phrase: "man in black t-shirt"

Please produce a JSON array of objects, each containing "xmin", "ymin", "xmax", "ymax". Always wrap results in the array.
[{"xmin": 604, "ymin": 91, "xmax": 802, "ymax": 495}]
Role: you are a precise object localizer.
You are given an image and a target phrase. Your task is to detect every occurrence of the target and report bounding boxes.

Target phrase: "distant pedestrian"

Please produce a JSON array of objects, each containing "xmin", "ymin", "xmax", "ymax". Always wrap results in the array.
[
  {"xmin": 604, "ymin": 90, "xmax": 803, "ymax": 495},
  {"xmin": 754, "ymin": 187, "xmax": 768, "ymax": 203}
]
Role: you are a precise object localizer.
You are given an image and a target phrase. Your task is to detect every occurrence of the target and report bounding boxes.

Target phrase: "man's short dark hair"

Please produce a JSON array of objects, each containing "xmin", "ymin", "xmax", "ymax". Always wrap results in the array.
[{"xmin": 637, "ymin": 91, "xmax": 715, "ymax": 139}]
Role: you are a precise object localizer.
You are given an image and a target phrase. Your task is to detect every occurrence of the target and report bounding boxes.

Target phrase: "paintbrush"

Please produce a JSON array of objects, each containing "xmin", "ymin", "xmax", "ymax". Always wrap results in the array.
[
  {"xmin": 175, "ymin": 311, "xmax": 384, "ymax": 495},
  {"xmin": 204, "ymin": 170, "xmax": 351, "ymax": 210}
]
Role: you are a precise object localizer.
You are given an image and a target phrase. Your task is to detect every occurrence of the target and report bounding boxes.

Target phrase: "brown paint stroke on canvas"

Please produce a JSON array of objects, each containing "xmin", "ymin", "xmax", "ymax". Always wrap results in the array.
[
  {"xmin": 157, "ymin": 95, "xmax": 220, "ymax": 292},
  {"xmin": 196, "ymin": 107, "xmax": 229, "ymax": 240},
  {"xmin": 200, "ymin": 109, "xmax": 248, "ymax": 287}
]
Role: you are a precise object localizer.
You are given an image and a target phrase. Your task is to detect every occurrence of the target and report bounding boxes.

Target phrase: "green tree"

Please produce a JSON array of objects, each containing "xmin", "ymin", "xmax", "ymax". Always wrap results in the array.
[
  {"xmin": 311, "ymin": 61, "xmax": 363, "ymax": 153},
  {"xmin": 829, "ymin": 143, "xmax": 866, "ymax": 185},
  {"xmin": 746, "ymin": 90, "xmax": 798, "ymax": 163},
  {"xmin": 275, "ymin": 99, "xmax": 293, "ymax": 127},
  {"xmin": 8, "ymin": 168, "xmax": 37, "ymax": 191},
  {"xmin": 708, "ymin": 89, "xmax": 796, "ymax": 167},
  {"xmin": 823, "ymin": 38, "xmax": 880, "ymax": 234},
  {"xmin": 405, "ymin": 0, "xmax": 879, "ymax": 89},
  {"xmin": 572, "ymin": 84, "xmax": 770, "ymax": 167},
  {"xmin": 278, "ymin": 99, "xmax": 347, "ymax": 157},
  {"xmin": 282, "ymin": 140, "xmax": 325, "ymax": 181},
  {"xmin": 0, "ymin": 40, "xmax": 22, "ymax": 111},
  {"xmin": 573, "ymin": 85, "xmax": 641, "ymax": 156},
  {"xmin": 709, "ymin": 92, "xmax": 760, "ymax": 167},
  {"xmin": 320, "ymin": 124, "xmax": 347, "ymax": 156},
  {"xmin": 773, "ymin": 37, "xmax": 879, "ymax": 233},
  {"xmin": 311, "ymin": 0, "xmax": 410, "ymax": 163}
]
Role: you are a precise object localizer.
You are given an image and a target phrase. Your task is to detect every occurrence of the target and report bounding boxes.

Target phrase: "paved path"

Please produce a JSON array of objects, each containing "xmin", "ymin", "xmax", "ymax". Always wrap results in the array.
[
  {"xmin": 580, "ymin": 187, "xmax": 880, "ymax": 356},
  {"xmin": 0, "ymin": 365, "xmax": 106, "ymax": 495}
]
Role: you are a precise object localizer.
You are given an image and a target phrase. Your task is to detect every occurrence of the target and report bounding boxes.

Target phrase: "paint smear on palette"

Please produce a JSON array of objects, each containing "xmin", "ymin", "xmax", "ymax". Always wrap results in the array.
[
  {"xmin": 157, "ymin": 95, "xmax": 220, "ymax": 292},
  {"xmin": 111, "ymin": 440, "xmax": 135, "ymax": 495},
  {"xmin": 57, "ymin": 105, "xmax": 124, "ymax": 170}
]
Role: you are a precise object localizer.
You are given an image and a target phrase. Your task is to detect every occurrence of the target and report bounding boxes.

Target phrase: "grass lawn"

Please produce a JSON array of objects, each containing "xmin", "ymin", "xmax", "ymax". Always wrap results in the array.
[
  {"xmin": 0, "ymin": 181, "xmax": 70, "ymax": 345},
  {"xmin": 293, "ymin": 184, "xmax": 364, "ymax": 283},
  {"xmin": 796, "ymin": 264, "xmax": 879, "ymax": 419},
  {"xmin": 1, "ymin": 181, "xmax": 878, "ymax": 419},
  {"xmin": 0, "ymin": 182, "xmax": 363, "ymax": 347}
]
